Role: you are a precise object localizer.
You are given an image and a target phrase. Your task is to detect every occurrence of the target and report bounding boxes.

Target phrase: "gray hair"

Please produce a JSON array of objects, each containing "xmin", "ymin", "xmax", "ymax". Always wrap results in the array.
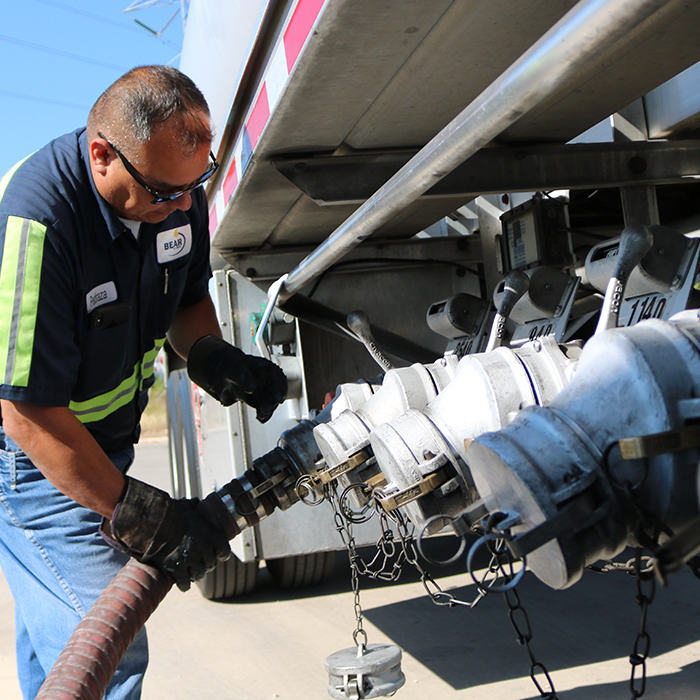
[{"xmin": 88, "ymin": 65, "xmax": 212, "ymax": 161}]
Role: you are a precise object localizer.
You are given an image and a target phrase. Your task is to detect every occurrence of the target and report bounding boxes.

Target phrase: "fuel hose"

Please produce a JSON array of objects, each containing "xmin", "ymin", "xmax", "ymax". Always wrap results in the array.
[{"xmin": 34, "ymin": 560, "xmax": 172, "ymax": 700}]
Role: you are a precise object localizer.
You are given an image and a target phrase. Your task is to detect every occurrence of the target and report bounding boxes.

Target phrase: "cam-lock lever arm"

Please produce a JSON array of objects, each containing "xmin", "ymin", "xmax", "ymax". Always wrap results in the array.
[
  {"xmin": 595, "ymin": 226, "xmax": 654, "ymax": 334},
  {"xmin": 485, "ymin": 270, "xmax": 530, "ymax": 352},
  {"xmin": 347, "ymin": 309, "xmax": 396, "ymax": 372}
]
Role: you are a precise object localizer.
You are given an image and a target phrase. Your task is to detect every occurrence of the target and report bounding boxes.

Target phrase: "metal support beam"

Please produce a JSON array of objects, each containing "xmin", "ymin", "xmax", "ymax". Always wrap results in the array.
[
  {"xmin": 273, "ymin": 140, "xmax": 700, "ymax": 205},
  {"xmin": 223, "ymin": 235, "xmax": 482, "ymax": 282}
]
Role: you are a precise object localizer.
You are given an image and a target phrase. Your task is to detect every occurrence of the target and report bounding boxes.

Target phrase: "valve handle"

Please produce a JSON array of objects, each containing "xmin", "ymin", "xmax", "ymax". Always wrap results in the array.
[
  {"xmin": 347, "ymin": 310, "xmax": 396, "ymax": 372},
  {"xmin": 595, "ymin": 226, "xmax": 654, "ymax": 334},
  {"xmin": 485, "ymin": 270, "xmax": 530, "ymax": 352}
]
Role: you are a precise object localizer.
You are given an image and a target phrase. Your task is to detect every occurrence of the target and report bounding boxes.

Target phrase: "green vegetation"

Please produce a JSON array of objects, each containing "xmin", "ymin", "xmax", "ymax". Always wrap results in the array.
[{"xmin": 140, "ymin": 375, "xmax": 168, "ymax": 440}]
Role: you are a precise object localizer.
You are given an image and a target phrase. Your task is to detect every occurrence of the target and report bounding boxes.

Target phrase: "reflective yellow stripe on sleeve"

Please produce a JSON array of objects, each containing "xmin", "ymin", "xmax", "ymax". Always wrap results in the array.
[
  {"xmin": 69, "ymin": 338, "xmax": 166, "ymax": 423},
  {"xmin": 0, "ymin": 216, "xmax": 47, "ymax": 387}
]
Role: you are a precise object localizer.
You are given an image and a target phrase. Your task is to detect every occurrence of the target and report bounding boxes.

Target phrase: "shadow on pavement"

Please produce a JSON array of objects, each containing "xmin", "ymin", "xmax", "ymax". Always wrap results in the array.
[
  {"xmin": 552, "ymin": 669, "xmax": 700, "ymax": 700},
  {"xmin": 364, "ymin": 566, "xmax": 700, "ymax": 695},
  {"xmin": 215, "ymin": 537, "xmax": 700, "ymax": 698}
]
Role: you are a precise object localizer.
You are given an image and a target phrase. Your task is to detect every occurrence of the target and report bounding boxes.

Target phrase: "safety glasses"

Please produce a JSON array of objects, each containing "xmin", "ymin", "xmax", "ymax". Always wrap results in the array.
[{"xmin": 98, "ymin": 131, "xmax": 218, "ymax": 204}]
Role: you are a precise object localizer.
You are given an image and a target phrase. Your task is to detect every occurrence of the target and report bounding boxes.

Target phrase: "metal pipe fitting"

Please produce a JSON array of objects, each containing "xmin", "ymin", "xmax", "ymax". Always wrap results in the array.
[
  {"xmin": 200, "ymin": 420, "xmax": 323, "ymax": 539},
  {"xmin": 370, "ymin": 336, "xmax": 578, "ymax": 533},
  {"xmin": 312, "ymin": 357, "xmax": 460, "ymax": 499},
  {"xmin": 467, "ymin": 316, "xmax": 700, "ymax": 590}
]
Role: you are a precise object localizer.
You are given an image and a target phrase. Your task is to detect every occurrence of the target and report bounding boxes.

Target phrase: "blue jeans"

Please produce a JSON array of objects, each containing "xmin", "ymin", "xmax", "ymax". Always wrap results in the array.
[{"xmin": 0, "ymin": 430, "xmax": 148, "ymax": 699}]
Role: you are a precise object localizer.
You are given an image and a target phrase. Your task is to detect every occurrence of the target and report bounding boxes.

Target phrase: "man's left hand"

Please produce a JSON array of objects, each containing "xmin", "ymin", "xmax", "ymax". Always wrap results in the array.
[{"xmin": 187, "ymin": 334, "xmax": 287, "ymax": 423}]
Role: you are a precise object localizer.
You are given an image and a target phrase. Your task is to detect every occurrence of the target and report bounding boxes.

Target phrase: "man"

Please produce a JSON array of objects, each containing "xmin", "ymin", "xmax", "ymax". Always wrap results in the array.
[{"xmin": 0, "ymin": 65, "xmax": 286, "ymax": 699}]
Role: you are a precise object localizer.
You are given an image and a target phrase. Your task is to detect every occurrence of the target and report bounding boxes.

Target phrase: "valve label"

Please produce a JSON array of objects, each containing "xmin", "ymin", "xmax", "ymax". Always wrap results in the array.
[{"xmin": 621, "ymin": 293, "xmax": 669, "ymax": 326}]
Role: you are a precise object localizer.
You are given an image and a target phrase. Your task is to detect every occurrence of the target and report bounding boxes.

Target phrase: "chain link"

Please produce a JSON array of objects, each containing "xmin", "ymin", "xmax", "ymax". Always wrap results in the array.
[
  {"xmin": 468, "ymin": 525, "xmax": 559, "ymax": 700},
  {"xmin": 587, "ymin": 556, "xmax": 655, "ymax": 576},
  {"xmin": 629, "ymin": 549, "xmax": 656, "ymax": 699},
  {"xmin": 391, "ymin": 506, "xmax": 487, "ymax": 609},
  {"xmin": 350, "ymin": 559, "xmax": 368, "ymax": 650},
  {"xmin": 503, "ymin": 584, "xmax": 558, "ymax": 699},
  {"xmin": 329, "ymin": 485, "xmax": 368, "ymax": 649},
  {"xmin": 331, "ymin": 478, "xmax": 559, "ymax": 700},
  {"xmin": 328, "ymin": 483, "xmax": 487, "ymax": 611}
]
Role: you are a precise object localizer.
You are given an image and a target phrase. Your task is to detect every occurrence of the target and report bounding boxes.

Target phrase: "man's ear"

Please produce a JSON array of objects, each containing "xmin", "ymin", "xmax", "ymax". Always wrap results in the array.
[{"xmin": 90, "ymin": 138, "xmax": 115, "ymax": 175}]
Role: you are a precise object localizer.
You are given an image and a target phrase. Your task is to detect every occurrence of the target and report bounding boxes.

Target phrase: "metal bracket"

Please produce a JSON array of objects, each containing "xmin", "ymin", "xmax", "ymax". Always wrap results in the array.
[
  {"xmin": 653, "ymin": 515, "xmax": 700, "ymax": 583},
  {"xmin": 364, "ymin": 472, "xmax": 388, "ymax": 491},
  {"xmin": 508, "ymin": 497, "xmax": 609, "ymax": 559},
  {"xmin": 273, "ymin": 140, "xmax": 700, "ymax": 206}
]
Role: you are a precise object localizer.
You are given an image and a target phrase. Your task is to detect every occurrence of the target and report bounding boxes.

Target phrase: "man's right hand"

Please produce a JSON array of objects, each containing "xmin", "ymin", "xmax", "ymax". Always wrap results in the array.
[{"xmin": 104, "ymin": 477, "xmax": 231, "ymax": 591}]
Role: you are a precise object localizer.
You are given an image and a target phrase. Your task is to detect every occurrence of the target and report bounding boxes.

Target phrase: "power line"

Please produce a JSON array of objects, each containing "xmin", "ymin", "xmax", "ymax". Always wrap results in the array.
[
  {"xmin": 29, "ymin": 0, "xmax": 142, "ymax": 33},
  {"xmin": 0, "ymin": 89, "xmax": 89, "ymax": 111},
  {"xmin": 29, "ymin": 0, "xmax": 180, "ymax": 48},
  {"xmin": 0, "ymin": 34, "xmax": 128, "ymax": 71}
]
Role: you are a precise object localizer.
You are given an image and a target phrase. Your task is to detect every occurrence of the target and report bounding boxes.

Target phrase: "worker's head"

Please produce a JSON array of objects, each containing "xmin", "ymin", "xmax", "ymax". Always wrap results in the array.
[{"xmin": 87, "ymin": 65, "xmax": 216, "ymax": 223}]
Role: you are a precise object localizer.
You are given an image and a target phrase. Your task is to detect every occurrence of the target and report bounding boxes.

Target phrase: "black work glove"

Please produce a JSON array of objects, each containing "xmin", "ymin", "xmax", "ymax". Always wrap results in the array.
[
  {"xmin": 103, "ymin": 477, "xmax": 231, "ymax": 591},
  {"xmin": 187, "ymin": 334, "xmax": 288, "ymax": 423}
]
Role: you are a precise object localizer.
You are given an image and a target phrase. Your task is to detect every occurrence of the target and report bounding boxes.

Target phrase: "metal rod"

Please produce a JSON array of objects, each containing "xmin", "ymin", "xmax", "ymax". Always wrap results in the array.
[
  {"xmin": 278, "ymin": 0, "xmax": 667, "ymax": 302},
  {"xmin": 278, "ymin": 294, "xmax": 438, "ymax": 365},
  {"xmin": 255, "ymin": 274, "xmax": 287, "ymax": 360}
]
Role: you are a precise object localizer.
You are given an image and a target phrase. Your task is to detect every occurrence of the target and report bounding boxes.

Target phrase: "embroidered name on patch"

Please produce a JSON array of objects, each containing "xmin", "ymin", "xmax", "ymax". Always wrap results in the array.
[
  {"xmin": 86, "ymin": 281, "xmax": 118, "ymax": 313},
  {"xmin": 156, "ymin": 224, "xmax": 192, "ymax": 263}
]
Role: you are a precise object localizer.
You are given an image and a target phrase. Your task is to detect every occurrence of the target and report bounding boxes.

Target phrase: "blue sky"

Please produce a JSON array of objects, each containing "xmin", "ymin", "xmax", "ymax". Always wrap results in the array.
[{"xmin": 0, "ymin": 0, "xmax": 185, "ymax": 175}]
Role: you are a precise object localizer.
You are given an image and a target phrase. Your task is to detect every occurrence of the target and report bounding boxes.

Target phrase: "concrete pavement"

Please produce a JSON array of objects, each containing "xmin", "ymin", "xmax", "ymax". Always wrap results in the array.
[{"xmin": 1, "ymin": 439, "xmax": 700, "ymax": 699}]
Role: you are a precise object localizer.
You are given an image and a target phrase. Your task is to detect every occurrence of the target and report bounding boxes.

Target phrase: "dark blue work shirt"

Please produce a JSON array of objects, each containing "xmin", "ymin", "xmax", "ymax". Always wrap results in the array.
[{"xmin": 0, "ymin": 128, "xmax": 212, "ymax": 451}]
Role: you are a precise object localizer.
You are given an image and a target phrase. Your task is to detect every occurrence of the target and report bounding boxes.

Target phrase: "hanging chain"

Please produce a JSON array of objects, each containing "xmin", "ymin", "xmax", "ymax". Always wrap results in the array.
[
  {"xmin": 390, "ymin": 505, "xmax": 487, "ymax": 609},
  {"xmin": 629, "ymin": 548, "xmax": 656, "ymax": 700},
  {"xmin": 349, "ymin": 550, "xmax": 368, "ymax": 649},
  {"xmin": 326, "ymin": 477, "xmax": 559, "ymax": 698},
  {"xmin": 470, "ymin": 523, "xmax": 559, "ymax": 700},
  {"xmin": 326, "ymin": 482, "xmax": 487, "ymax": 609},
  {"xmin": 327, "ymin": 484, "xmax": 368, "ymax": 649},
  {"xmin": 502, "ymin": 581, "xmax": 558, "ymax": 699},
  {"xmin": 600, "ymin": 442, "xmax": 663, "ymax": 699},
  {"xmin": 313, "ymin": 469, "xmax": 673, "ymax": 700},
  {"xmin": 575, "ymin": 547, "xmax": 659, "ymax": 700}
]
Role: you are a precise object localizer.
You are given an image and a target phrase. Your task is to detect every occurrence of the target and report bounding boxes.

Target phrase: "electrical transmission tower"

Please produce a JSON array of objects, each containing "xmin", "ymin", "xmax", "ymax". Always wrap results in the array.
[{"xmin": 124, "ymin": 1, "xmax": 190, "ymax": 35}]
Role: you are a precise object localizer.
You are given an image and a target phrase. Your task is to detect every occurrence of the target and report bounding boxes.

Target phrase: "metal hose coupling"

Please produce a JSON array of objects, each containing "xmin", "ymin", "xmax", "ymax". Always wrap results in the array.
[{"xmin": 198, "ymin": 419, "xmax": 323, "ymax": 539}]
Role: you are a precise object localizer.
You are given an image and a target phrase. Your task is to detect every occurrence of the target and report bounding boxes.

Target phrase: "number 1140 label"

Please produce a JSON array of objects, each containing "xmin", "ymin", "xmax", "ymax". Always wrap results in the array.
[{"xmin": 620, "ymin": 294, "xmax": 669, "ymax": 327}]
